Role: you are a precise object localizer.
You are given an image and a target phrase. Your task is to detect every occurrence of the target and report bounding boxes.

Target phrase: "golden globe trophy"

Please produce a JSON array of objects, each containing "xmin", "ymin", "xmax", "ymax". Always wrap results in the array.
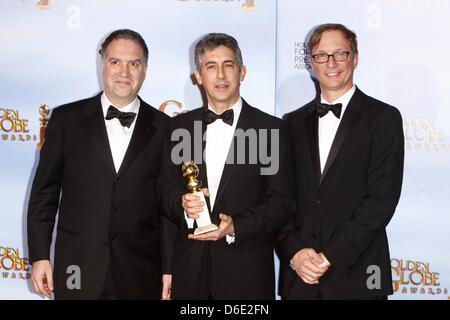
[
  {"xmin": 182, "ymin": 161, "xmax": 218, "ymax": 235},
  {"xmin": 37, "ymin": 104, "xmax": 49, "ymax": 150}
]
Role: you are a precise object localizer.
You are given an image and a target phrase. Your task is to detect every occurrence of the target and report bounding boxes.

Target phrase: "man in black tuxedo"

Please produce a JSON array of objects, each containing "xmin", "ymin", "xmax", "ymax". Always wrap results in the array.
[
  {"xmin": 160, "ymin": 33, "xmax": 295, "ymax": 299},
  {"xmin": 27, "ymin": 29, "xmax": 170, "ymax": 299},
  {"xmin": 279, "ymin": 23, "xmax": 404, "ymax": 299}
]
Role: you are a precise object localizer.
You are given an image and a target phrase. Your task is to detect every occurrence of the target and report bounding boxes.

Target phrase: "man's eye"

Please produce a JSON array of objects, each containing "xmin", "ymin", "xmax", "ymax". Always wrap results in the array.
[{"xmin": 110, "ymin": 60, "xmax": 119, "ymax": 65}]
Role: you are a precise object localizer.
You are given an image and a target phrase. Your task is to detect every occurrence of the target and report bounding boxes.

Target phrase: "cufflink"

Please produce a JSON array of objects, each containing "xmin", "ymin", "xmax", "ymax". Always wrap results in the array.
[{"xmin": 226, "ymin": 233, "xmax": 236, "ymax": 245}]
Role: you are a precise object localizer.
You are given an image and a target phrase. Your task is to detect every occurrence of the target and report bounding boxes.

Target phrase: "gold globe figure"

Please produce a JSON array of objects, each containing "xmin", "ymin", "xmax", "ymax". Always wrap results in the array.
[
  {"xmin": 37, "ymin": 104, "xmax": 49, "ymax": 149},
  {"xmin": 181, "ymin": 161, "xmax": 218, "ymax": 235}
]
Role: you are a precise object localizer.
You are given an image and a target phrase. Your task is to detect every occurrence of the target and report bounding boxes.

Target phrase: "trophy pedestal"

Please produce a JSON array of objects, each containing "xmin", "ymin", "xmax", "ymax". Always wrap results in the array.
[
  {"xmin": 191, "ymin": 190, "xmax": 218, "ymax": 235},
  {"xmin": 194, "ymin": 224, "xmax": 219, "ymax": 235}
]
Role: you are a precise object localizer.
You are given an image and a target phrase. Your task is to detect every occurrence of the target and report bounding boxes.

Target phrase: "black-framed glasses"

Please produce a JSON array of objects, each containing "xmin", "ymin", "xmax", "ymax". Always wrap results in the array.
[{"xmin": 311, "ymin": 50, "xmax": 352, "ymax": 64}]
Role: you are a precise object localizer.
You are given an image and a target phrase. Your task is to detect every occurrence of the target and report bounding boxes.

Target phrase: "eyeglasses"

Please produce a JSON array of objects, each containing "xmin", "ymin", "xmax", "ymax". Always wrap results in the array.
[{"xmin": 311, "ymin": 50, "xmax": 352, "ymax": 64}]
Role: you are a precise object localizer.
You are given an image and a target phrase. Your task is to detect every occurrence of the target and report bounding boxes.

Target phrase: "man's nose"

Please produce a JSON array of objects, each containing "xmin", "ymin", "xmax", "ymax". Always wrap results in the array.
[
  {"xmin": 119, "ymin": 63, "xmax": 130, "ymax": 75},
  {"xmin": 326, "ymin": 55, "xmax": 338, "ymax": 67},
  {"xmin": 217, "ymin": 65, "xmax": 225, "ymax": 79}
]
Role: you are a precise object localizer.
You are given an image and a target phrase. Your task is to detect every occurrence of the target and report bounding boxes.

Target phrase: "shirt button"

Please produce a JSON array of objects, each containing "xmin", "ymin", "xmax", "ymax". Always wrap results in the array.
[{"xmin": 316, "ymin": 199, "xmax": 323, "ymax": 205}]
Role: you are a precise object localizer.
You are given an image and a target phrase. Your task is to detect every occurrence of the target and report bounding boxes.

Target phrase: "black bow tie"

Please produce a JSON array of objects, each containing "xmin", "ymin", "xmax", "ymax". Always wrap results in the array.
[
  {"xmin": 203, "ymin": 109, "xmax": 234, "ymax": 126},
  {"xmin": 105, "ymin": 105, "xmax": 137, "ymax": 128},
  {"xmin": 316, "ymin": 102, "xmax": 342, "ymax": 119}
]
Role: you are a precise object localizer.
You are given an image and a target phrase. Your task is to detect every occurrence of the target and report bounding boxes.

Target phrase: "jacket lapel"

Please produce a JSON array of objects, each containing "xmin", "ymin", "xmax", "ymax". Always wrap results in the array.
[
  {"xmin": 304, "ymin": 105, "xmax": 321, "ymax": 184},
  {"xmin": 319, "ymin": 88, "xmax": 363, "ymax": 186},
  {"xmin": 81, "ymin": 94, "xmax": 116, "ymax": 175},
  {"xmin": 213, "ymin": 99, "xmax": 254, "ymax": 209},
  {"xmin": 117, "ymin": 98, "xmax": 155, "ymax": 176}
]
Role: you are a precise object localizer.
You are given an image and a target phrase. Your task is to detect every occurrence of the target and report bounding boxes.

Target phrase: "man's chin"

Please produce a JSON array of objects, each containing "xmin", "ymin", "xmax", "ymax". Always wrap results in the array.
[{"xmin": 113, "ymin": 91, "xmax": 134, "ymax": 100}]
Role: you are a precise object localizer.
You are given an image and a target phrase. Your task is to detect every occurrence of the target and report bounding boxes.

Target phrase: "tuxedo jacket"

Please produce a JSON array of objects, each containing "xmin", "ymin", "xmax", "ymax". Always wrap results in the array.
[
  {"xmin": 159, "ymin": 99, "xmax": 295, "ymax": 299},
  {"xmin": 27, "ymin": 93, "xmax": 171, "ymax": 299},
  {"xmin": 279, "ymin": 87, "xmax": 404, "ymax": 299}
]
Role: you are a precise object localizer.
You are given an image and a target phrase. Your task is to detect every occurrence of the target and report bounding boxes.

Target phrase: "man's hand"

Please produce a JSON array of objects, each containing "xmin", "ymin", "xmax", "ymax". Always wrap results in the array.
[
  {"xmin": 188, "ymin": 213, "xmax": 234, "ymax": 241},
  {"xmin": 290, "ymin": 248, "xmax": 329, "ymax": 285},
  {"xmin": 318, "ymin": 252, "xmax": 331, "ymax": 268},
  {"xmin": 182, "ymin": 188, "xmax": 210, "ymax": 220},
  {"xmin": 31, "ymin": 259, "xmax": 53, "ymax": 299},
  {"xmin": 161, "ymin": 274, "xmax": 172, "ymax": 300}
]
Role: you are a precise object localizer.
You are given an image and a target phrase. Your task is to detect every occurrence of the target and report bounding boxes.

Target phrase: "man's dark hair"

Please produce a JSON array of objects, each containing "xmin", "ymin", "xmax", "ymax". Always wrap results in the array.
[
  {"xmin": 194, "ymin": 33, "xmax": 243, "ymax": 71},
  {"xmin": 99, "ymin": 29, "xmax": 149, "ymax": 65},
  {"xmin": 309, "ymin": 23, "xmax": 358, "ymax": 54}
]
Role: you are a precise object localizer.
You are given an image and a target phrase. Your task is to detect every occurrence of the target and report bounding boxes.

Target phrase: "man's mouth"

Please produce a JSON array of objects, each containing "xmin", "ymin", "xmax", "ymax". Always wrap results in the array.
[
  {"xmin": 215, "ymin": 83, "xmax": 229, "ymax": 90},
  {"xmin": 115, "ymin": 80, "xmax": 131, "ymax": 86},
  {"xmin": 325, "ymin": 71, "xmax": 341, "ymax": 77}
]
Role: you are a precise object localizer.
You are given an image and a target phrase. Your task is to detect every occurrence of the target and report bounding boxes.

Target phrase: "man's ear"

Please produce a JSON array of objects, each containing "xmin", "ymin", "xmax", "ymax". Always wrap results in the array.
[
  {"xmin": 240, "ymin": 65, "xmax": 247, "ymax": 82},
  {"xmin": 353, "ymin": 52, "xmax": 359, "ymax": 69},
  {"xmin": 194, "ymin": 70, "xmax": 203, "ymax": 85}
]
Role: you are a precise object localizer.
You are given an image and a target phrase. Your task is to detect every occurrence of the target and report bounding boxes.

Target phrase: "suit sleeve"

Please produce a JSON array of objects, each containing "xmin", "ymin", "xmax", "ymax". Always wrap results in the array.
[
  {"xmin": 276, "ymin": 219, "xmax": 306, "ymax": 262},
  {"xmin": 276, "ymin": 114, "xmax": 305, "ymax": 260},
  {"xmin": 158, "ymin": 121, "xmax": 186, "ymax": 229},
  {"xmin": 156, "ymin": 119, "xmax": 180, "ymax": 275},
  {"xmin": 27, "ymin": 108, "xmax": 64, "ymax": 264},
  {"xmin": 322, "ymin": 107, "xmax": 405, "ymax": 274},
  {"xmin": 160, "ymin": 214, "xmax": 177, "ymax": 274},
  {"xmin": 233, "ymin": 120, "xmax": 296, "ymax": 245}
]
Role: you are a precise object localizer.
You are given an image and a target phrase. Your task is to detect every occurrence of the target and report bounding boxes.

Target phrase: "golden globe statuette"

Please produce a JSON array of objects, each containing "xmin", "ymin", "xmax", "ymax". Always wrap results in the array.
[
  {"xmin": 182, "ymin": 161, "xmax": 218, "ymax": 235},
  {"xmin": 37, "ymin": 104, "xmax": 49, "ymax": 150}
]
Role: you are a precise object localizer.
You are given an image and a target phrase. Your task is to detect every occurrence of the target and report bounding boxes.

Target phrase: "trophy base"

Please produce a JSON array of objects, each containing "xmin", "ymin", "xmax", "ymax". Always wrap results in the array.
[{"xmin": 194, "ymin": 224, "xmax": 219, "ymax": 235}]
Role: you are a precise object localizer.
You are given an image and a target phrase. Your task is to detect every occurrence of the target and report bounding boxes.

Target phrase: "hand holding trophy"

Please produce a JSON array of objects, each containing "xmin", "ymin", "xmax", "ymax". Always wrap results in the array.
[{"xmin": 182, "ymin": 161, "xmax": 219, "ymax": 235}]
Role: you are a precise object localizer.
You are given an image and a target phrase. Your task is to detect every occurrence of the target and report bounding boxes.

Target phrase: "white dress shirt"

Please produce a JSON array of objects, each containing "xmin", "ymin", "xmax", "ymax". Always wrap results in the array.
[
  {"xmin": 185, "ymin": 98, "xmax": 242, "ymax": 244},
  {"xmin": 101, "ymin": 93, "xmax": 140, "ymax": 173},
  {"xmin": 318, "ymin": 85, "xmax": 356, "ymax": 173}
]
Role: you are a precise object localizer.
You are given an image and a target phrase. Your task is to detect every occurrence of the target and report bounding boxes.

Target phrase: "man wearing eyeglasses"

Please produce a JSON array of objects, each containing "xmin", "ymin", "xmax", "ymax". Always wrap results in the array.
[{"xmin": 278, "ymin": 23, "xmax": 404, "ymax": 299}]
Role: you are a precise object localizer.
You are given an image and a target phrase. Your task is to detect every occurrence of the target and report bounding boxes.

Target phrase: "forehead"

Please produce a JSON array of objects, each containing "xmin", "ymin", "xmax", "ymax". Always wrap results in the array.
[
  {"xmin": 201, "ymin": 45, "xmax": 237, "ymax": 63},
  {"xmin": 104, "ymin": 38, "xmax": 144, "ymax": 58},
  {"xmin": 313, "ymin": 30, "xmax": 352, "ymax": 52}
]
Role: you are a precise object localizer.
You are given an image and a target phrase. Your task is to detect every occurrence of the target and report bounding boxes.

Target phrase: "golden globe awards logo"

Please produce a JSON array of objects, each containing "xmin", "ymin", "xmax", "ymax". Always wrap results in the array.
[
  {"xmin": 391, "ymin": 258, "xmax": 448, "ymax": 298},
  {"xmin": 404, "ymin": 117, "xmax": 449, "ymax": 152},
  {"xmin": 159, "ymin": 100, "xmax": 188, "ymax": 117},
  {"xmin": 0, "ymin": 246, "xmax": 31, "ymax": 280},
  {"xmin": 0, "ymin": 108, "xmax": 37, "ymax": 143}
]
